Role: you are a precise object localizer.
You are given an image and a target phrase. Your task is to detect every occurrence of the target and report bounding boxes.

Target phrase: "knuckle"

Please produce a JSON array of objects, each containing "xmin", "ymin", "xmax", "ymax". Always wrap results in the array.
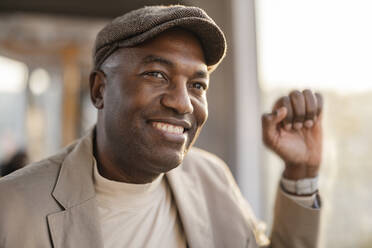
[
  {"xmin": 302, "ymin": 89, "xmax": 313, "ymax": 95},
  {"xmin": 315, "ymin": 93, "xmax": 323, "ymax": 103},
  {"xmin": 261, "ymin": 114, "xmax": 269, "ymax": 123},
  {"xmin": 289, "ymin": 90, "xmax": 302, "ymax": 99},
  {"xmin": 282, "ymin": 96, "xmax": 291, "ymax": 108}
]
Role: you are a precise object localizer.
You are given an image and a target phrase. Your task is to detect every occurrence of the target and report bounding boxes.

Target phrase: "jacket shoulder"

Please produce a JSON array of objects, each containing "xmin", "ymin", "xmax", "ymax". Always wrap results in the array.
[
  {"xmin": 0, "ymin": 144, "xmax": 75, "ymax": 206},
  {"xmin": 0, "ymin": 144, "xmax": 77, "ymax": 243}
]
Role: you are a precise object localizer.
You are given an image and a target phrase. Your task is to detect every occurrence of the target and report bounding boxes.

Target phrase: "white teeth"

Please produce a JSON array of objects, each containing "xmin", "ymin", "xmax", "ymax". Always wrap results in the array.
[{"xmin": 153, "ymin": 122, "xmax": 184, "ymax": 135}]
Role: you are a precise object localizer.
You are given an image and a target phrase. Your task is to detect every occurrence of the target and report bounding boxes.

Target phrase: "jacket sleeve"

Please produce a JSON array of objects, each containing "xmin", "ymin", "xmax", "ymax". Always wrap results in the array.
[{"xmin": 268, "ymin": 189, "xmax": 321, "ymax": 248}]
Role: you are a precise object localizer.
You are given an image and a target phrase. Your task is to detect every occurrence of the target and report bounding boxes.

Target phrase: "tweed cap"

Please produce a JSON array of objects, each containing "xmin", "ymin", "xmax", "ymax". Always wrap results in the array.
[{"xmin": 93, "ymin": 5, "xmax": 226, "ymax": 70}]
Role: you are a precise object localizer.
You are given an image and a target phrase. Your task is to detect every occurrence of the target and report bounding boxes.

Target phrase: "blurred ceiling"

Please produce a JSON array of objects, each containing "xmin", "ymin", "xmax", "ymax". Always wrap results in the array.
[{"xmin": 0, "ymin": 0, "xmax": 190, "ymax": 18}]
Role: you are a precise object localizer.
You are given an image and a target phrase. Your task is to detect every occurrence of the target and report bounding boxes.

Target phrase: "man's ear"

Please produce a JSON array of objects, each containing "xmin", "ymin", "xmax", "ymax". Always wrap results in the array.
[{"xmin": 89, "ymin": 70, "xmax": 106, "ymax": 109}]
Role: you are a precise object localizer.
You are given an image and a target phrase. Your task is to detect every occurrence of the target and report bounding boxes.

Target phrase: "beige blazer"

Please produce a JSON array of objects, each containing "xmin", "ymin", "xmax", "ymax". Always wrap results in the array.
[{"xmin": 0, "ymin": 131, "xmax": 320, "ymax": 248}]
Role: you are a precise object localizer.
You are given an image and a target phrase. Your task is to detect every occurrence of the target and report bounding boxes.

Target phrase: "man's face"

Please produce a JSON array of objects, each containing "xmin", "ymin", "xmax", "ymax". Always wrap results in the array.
[{"xmin": 97, "ymin": 29, "xmax": 209, "ymax": 177}]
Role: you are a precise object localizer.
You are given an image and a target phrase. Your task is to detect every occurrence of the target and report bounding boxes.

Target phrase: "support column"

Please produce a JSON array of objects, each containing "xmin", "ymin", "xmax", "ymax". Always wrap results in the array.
[
  {"xmin": 61, "ymin": 45, "xmax": 80, "ymax": 146},
  {"xmin": 232, "ymin": 0, "xmax": 263, "ymax": 218}
]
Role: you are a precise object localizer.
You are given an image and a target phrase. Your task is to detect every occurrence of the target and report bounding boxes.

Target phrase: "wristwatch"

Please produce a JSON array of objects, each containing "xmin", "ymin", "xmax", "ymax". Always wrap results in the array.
[{"xmin": 281, "ymin": 176, "xmax": 318, "ymax": 195}]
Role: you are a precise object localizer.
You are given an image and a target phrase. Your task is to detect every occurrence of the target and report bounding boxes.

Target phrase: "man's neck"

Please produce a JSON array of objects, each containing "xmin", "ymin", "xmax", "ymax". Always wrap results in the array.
[
  {"xmin": 93, "ymin": 133, "xmax": 160, "ymax": 184},
  {"xmin": 95, "ymin": 157, "xmax": 160, "ymax": 184}
]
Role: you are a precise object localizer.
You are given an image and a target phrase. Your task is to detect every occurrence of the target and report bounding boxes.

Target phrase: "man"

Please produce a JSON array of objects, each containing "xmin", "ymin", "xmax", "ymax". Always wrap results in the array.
[{"xmin": 0, "ymin": 5, "xmax": 323, "ymax": 248}]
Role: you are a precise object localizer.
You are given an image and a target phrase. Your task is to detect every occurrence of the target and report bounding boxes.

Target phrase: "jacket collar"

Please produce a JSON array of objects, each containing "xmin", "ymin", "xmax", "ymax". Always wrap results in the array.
[
  {"xmin": 52, "ymin": 130, "xmax": 96, "ymax": 209},
  {"xmin": 48, "ymin": 129, "xmax": 103, "ymax": 248}
]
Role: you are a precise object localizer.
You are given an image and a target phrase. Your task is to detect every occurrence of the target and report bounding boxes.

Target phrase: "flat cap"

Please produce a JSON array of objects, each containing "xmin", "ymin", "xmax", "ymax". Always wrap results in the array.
[{"xmin": 93, "ymin": 5, "xmax": 226, "ymax": 71}]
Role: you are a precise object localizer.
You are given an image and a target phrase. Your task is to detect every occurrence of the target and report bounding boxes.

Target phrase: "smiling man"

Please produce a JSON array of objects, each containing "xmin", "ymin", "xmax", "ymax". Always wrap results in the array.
[
  {"xmin": 0, "ymin": 5, "xmax": 322, "ymax": 248},
  {"xmin": 92, "ymin": 29, "xmax": 209, "ymax": 184}
]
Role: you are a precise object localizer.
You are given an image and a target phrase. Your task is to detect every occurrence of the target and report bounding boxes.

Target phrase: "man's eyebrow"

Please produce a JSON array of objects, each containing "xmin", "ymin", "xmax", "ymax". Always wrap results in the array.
[
  {"xmin": 141, "ymin": 55, "xmax": 174, "ymax": 67},
  {"xmin": 141, "ymin": 54, "xmax": 208, "ymax": 79},
  {"xmin": 194, "ymin": 70, "xmax": 209, "ymax": 79}
]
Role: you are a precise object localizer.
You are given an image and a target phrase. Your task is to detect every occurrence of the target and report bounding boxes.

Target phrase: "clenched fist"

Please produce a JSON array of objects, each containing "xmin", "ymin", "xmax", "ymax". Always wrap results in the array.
[{"xmin": 262, "ymin": 89, "xmax": 323, "ymax": 180}]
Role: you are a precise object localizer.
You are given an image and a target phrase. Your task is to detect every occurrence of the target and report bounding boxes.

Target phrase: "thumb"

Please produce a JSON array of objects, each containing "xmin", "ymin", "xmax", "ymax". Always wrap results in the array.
[
  {"xmin": 262, "ymin": 107, "xmax": 287, "ymax": 144},
  {"xmin": 262, "ymin": 107, "xmax": 287, "ymax": 128}
]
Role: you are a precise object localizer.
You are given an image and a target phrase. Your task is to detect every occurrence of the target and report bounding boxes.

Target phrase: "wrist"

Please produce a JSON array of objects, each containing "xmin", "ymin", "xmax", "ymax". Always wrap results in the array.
[{"xmin": 283, "ymin": 163, "xmax": 319, "ymax": 180}]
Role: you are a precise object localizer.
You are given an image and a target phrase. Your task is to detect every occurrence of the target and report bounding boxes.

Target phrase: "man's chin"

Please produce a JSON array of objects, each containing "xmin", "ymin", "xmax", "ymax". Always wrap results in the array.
[{"xmin": 149, "ymin": 150, "xmax": 186, "ymax": 173}]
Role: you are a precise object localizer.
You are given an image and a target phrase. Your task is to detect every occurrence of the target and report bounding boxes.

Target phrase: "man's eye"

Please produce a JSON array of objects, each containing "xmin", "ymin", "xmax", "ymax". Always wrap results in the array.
[
  {"xmin": 192, "ymin": 82, "xmax": 207, "ymax": 90},
  {"xmin": 146, "ymin": 71, "xmax": 165, "ymax": 79}
]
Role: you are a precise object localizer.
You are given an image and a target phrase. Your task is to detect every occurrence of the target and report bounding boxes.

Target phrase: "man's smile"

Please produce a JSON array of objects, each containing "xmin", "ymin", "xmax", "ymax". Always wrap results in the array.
[
  {"xmin": 149, "ymin": 119, "xmax": 192, "ymax": 144},
  {"xmin": 152, "ymin": 122, "xmax": 185, "ymax": 135}
]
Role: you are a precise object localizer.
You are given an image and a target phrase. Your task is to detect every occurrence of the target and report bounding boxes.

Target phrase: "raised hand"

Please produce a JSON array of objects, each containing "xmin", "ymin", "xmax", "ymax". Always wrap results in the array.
[{"xmin": 262, "ymin": 90, "xmax": 323, "ymax": 180}]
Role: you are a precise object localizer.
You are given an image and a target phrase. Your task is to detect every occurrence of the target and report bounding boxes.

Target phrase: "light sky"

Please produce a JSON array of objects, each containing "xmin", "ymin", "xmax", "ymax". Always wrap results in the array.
[{"xmin": 256, "ymin": 0, "xmax": 372, "ymax": 93}]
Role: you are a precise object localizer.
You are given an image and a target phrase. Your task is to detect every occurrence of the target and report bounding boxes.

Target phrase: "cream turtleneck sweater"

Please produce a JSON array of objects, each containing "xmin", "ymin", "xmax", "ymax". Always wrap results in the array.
[{"xmin": 93, "ymin": 161, "xmax": 187, "ymax": 248}]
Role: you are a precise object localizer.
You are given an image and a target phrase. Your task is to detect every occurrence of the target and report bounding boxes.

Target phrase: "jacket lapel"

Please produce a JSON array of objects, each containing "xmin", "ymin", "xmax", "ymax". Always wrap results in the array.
[
  {"xmin": 166, "ymin": 165, "xmax": 214, "ymax": 248},
  {"xmin": 48, "ymin": 131, "xmax": 104, "ymax": 248}
]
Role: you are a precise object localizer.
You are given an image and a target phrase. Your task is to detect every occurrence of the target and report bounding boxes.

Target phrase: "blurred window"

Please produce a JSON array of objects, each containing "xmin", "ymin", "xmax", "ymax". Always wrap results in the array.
[
  {"xmin": 27, "ymin": 67, "xmax": 62, "ymax": 161},
  {"xmin": 0, "ymin": 56, "xmax": 62, "ymax": 164},
  {"xmin": 0, "ymin": 56, "xmax": 28, "ymax": 162},
  {"xmin": 256, "ymin": 0, "xmax": 372, "ymax": 247},
  {"xmin": 29, "ymin": 68, "xmax": 51, "ymax": 95}
]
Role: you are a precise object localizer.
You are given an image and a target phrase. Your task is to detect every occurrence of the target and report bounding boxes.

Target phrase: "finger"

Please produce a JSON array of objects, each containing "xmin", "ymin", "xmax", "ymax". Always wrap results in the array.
[
  {"xmin": 303, "ymin": 89, "xmax": 317, "ymax": 128},
  {"xmin": 273, "ymin": 96, "xmax": 293, "ymax": 130},
  {"xmin": 289, "ymin": 90, "xmax": 306, "ymax": 130},
  {"xmin": 315, "ymin": 92, "xmax": 323, "ymax": 116},
  {"xmin": 262, "ymin": 107, "xmax": 287, "ymax": 145}
]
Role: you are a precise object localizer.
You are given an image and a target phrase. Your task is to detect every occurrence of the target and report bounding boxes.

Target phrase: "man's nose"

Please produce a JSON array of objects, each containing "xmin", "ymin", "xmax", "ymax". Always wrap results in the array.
[{"xmin": 161, "ymin": 83, "xmax": 194, "ymax": 114}]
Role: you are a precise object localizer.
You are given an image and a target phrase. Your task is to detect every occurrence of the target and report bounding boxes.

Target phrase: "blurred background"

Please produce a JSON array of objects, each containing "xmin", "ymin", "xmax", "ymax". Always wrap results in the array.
[{"xmin": 1, "ymin": 0, "xmax": 371, "ymax": 247}]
